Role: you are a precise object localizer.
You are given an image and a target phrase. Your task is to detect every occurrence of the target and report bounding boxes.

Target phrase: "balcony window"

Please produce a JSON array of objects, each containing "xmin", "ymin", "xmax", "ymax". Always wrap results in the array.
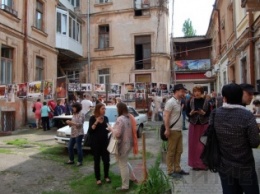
[
  {"xmin": 134, "ymin": 0, "xmax": 150, "ymax": 16},
  {"xmin": 69, "ymin": 15, "xmax": 82, "ymax": 43},
  {"xmin": 2, "ymin": 0, "xmax": 12, "ymax": 7},
  {"xmin": 36, "ymin": 56, "xmax": 44, "ymax": 81},
  {"xmin": 96, "ymin": 0, "xmax": 111, "ymax": 4},
  {"xmin": 135, "ymin": 35, "xmax": 151, "ymax": 69},
  {"xmin": 0, "ymin": 46, "xmax": 13, "ymax": 84},
  {"xmin": 57, "ymin": 12, "xmax": 67, "ymax": 35},
  {"xmin": 98, "ymin": 25, "xmax": 109, "ymax": 49},
  {"xmin": 1, "ymin": 0, "xmax": 18, "ymax": 17},
  {"xmin": 98, "ymin": 68, "xmax": 110, "ymax": 85},
  {"xmin": 67, "ymin": 0, "xmax": 80, "ymax": 7},
  {"xmin": 35, "ymin": 0, "xmax": 44, "ymax": 30},
  {"xmin": 65, "ymin": 70, "xmax": 79, "ymax": 83}
]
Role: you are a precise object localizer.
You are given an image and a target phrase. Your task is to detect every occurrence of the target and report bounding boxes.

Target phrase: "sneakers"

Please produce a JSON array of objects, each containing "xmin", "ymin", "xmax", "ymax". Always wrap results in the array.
[
  {"xmin": 168, "ymin": 169, "xmax": 190, "ymax": 178},
  {"xmin": 177, "ymin": 170, "xmax": 189, "ymax": 175}
]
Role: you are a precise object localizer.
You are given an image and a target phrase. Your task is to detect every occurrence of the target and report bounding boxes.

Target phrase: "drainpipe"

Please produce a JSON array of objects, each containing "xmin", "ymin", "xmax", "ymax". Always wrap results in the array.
[
  {"xmin": 248, "ymin": 11, "xmax": 255, "ymax": 85},
  {"xmin": 87, "ymin": 0, "xmax": 90, "ymax": 83},
  {"xmin": 23, "ymin": 0, "xmax": 28, "ymax": 123},
  {"xmin": 213, "ymin": 7, "xmax": 221, "ymax": 57}
]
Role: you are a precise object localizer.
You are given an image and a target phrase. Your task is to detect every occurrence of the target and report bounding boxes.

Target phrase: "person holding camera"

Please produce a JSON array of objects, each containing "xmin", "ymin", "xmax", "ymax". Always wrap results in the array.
[{"xmin": 186, "ymin": 85, "xmax": 211, "ymax": 171}]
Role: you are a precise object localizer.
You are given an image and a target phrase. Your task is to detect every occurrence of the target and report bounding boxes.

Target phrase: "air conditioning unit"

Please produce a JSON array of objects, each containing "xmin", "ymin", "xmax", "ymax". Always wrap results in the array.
[{"xmin": 1, "ymin": 4, "xmax": 18, "ymax": 17}]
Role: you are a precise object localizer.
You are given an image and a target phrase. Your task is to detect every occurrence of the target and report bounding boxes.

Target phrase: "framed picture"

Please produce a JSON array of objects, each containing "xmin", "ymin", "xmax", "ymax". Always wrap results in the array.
[
  {"xmin": 81, "ymin": 83, "xmax": 92, "ymax": 92},
  {"xmin": 28, "ymin": 81, "xmax": 42, "ymax": 98},
  {"xmin": 56, "ymin": 77, "xmax": 67, "ymax": 99},
  {"xmin": 17, "ymin": 83, "xmax": 28, "ymax": 98},
  {"xmin": 43, "ymin": 81, "xmax": 53, "ymax": 99}
]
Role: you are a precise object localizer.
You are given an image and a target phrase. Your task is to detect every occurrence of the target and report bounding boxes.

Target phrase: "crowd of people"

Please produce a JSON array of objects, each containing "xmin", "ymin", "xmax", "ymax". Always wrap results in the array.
[{"xmin": 163, "ymin": 83, "xmax": 260, "ymax": 194}]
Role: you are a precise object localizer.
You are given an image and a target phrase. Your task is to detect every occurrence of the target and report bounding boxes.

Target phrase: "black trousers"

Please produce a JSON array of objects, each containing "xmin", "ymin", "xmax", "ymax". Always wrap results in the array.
[
  {"xmin": 92, "ymin": 145, "xmax": 110, "ymax": 181},
  {"xmin": 41, "ymin": 117, "xmax": 50, "ymax": 131}
]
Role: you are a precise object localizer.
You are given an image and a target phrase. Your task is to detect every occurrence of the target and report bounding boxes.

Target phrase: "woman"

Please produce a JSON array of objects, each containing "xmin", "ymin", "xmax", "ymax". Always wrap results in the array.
[
  {"xmin": 215, "ymin": 84, "xmax": 260, "ymax": 194},
  {"xmin": 186, "ymin": 86, "xmax": 210, "ymax": 170},
  {"xmin": 65, "ymin": 102, "xmax": 84, "ymax": 167},
  {"xmin": 107, "ymin": 102, "xmax": 138, "ymax": 191},
  {"xmin": 88, "ymin": 103, "xmax": 110, "ymax": 185},
  {"xmin": 41, "ymin": 102, "xmax": 50, "ymax": 131},
  {"xmin": 33, "ymin": 99, "xmax": 42, "ymax": 129}
]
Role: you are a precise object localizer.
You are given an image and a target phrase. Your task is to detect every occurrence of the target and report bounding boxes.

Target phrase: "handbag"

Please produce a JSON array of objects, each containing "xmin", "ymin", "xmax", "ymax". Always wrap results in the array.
[
  {"xmin": 32, "ymin": 105, "xmax": 36, "ymax": 113},
  {"xmin": 200, "ymin": 109, "xmax": 220, "ymax": 173},
  {"xmin": 160, "ymin": 110, "xmax": 181, "ymax": 141},
  {"xmin": 107, "ymin": 134, "xmax": 118, "ymax": 155},
  {"xmin": 83, "ymin": 132, "xmax": 92, "ymax": 147}
]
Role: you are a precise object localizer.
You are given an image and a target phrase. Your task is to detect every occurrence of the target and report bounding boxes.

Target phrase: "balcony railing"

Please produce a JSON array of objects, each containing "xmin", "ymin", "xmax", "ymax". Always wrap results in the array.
[
  {"xmin": 1, "ymin": 4, "xmax": 17, "ymax": 17},
  {"xmin": 95, "ymin": 0, "xmax": 112, "ymax": 4}
]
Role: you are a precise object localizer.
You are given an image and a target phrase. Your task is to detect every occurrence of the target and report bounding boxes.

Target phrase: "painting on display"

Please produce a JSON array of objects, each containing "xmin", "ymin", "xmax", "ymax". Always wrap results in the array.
[
  {"xmin": 81, "ymin": 84, "xmax": 92, "ymax": 92},
  {"xmin": 68, "ymin": 83, "xmax": 81, "ymax": 92},
  {"xmin": 124, "ymin": 92, "xmax": 135, "ymax": 102},
  {"xmin": 0, "ymin": 85, "xmax": 6, "ymax": 98},
  {"xmin": 159, "ymin": 83, "xmax": 168, "ymax": 93},
  {"xmin": 175, "ymin": 59, "xmax": 211, "ymax": 71},
  {"xmin": 56, "ymin": 77, "xmax": 67, "ymax": 99},
  {"xmin": 124, "ymin": 83, "xmax": 135, "ymax": 93},
  {"xmin": 6, "ymin": 84, "xmax": 15, "ymax": 102},
  {"xmin": 43, "ymin": 81, "xmax": 53, "ymax": 100},
  {"xmin": 94, "ymin": 84, "xmax": 106, "ymax": 92},
  {"xmin": 135, "ymin": 82, "xmax": 146, "ymax": 91},
  {"xmin": 28, "ymin": 81, "xmax": 42, "ymax": 98},
  {"xmin": 17, "ymin": 83, "xmax": 28, "ymax": 98},
  {"xmin": 109, "ymin": 84, "xmax": 121, "ymax": 95}
]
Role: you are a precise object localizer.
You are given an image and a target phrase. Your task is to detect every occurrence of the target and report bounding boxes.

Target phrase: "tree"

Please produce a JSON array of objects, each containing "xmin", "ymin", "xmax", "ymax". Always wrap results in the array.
[{"xmin": 182, "ymin": 18, "xmax": 197, "ymax": 37}]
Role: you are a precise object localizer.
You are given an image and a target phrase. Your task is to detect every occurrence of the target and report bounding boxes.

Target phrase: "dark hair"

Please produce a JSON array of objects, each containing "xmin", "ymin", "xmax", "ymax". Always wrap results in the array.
[
  {"xmin": 71, "ymin": 102, "xmax": 82, "ymax": 113},
  {"xmin": 43, "ymin": 102, "xmax": 47, "ymax": 105},
  {"xmin": 37, "ymin": 99, "xmax": 41, "ymax": 102},
  {"xmin": 222, "ymin": 83, "xmax": 243, "ymax": 105},
  {"xmin": 117, "ymin": 102, "xmax": 128, "ymax": 116},
  {"xmin": 94, "ymin": 103, "xmax": 105, "ymax": 117},
  {"xmin": 253, "ymin": 99, "xmax": 260, "ymax": 105}
]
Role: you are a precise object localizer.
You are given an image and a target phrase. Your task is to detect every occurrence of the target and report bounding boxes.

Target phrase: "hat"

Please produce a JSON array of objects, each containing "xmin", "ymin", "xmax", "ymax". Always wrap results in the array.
[
  {"xmin": 240, "ymin": 84, "xmax": 259, "ymax": 95},
  {"xmin": 173, "ymin": 84, "xmax": 187, "ymax": 92}
]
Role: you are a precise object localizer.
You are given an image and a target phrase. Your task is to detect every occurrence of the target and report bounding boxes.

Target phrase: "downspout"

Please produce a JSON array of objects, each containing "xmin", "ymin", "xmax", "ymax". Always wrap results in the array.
[
  {"xmin": 87, "ymin": 0, "xmax": 90, "ymax": 83},
  {"xmin": 23, "ymin": 0, "xmax": 28, "ymax": 123},
  {"xmin": 248, "ymin": 11, "xmax": 255, "ymax": 85},
  {"xmin": 214, "ymin": 8, "xmax": 221, "ymax": 57}
]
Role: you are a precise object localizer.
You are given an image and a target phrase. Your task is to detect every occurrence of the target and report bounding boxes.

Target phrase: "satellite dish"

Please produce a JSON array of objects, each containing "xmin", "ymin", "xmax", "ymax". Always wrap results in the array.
[{"xmin": 204, "ymin": 71, "xmax": 212, "ymax": 78}]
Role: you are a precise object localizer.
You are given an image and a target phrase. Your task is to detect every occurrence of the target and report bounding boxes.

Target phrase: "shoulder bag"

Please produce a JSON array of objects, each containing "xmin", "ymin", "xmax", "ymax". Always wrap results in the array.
[
  {"xmin": 200, "ymin": 109, "xmax": 220, "ymax": 172},
  {"xmin": 107, "ymin": 133, "xmax": 118, "ymax": 155},
  {"xmin": 160, "ymin": 110, "xmax": 181, "ymax": 141}
]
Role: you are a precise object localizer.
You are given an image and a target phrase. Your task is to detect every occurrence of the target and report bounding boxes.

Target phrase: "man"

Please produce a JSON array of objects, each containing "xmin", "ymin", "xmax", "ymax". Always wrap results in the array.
[
  {"xmin": 81, "ymin": 94, "xmax": 93, "ymax": 115},
  {"xmin": 164, "ymin": 84, "xmax": 189, "ymax": 177},
  {"xmin": 240, "ymin": 84, "xmax": 259, "ymax": 106}
]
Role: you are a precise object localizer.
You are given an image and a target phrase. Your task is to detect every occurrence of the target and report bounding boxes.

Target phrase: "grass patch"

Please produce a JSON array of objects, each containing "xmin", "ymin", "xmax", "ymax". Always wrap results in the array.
[
  {"xmin": 0, "ymin": 148, "xmax": 12, "ymax": 154},
  {"xmin": 129, "ymin": 151, "xmax": 154, "ymax": 160},
  {"xmin": 42, "ymin": 192, "xmax": 67, "ymax": 194},
  {"xmin": 5, "ymin": 138, "xmax": 29, "ymax": 147},
  {"xmin": 70, "ymin": 171, "xmax": 137, "ymax": 194}
]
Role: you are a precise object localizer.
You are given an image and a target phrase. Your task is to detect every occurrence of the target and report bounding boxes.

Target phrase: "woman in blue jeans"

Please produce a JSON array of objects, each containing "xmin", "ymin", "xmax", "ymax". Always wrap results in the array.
[{"xmin": 65, "ymin": 102, "xmax": 85, "ymax": 167}]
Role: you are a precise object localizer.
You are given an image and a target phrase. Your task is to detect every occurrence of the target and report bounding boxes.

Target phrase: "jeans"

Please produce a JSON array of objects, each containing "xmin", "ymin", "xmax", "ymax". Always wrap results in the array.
[
  {"xmin": 219, "ymin": 170, "xmax": 259, "ymax": 194},
  {"xmin": 92, "ymin": 145, "xmax": 110, "ymax": 181},
  {"xmin": 41, "ymin": 117, "xmax": 50, "ymax": 131},
  {"xmin": 68, "ymin": 135, "xmax": 84, "ymax": 163}
]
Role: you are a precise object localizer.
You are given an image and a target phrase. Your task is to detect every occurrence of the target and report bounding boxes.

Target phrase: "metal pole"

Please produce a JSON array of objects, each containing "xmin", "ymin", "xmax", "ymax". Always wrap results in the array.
[{"xmin": 87, "ymin": 0, "xmax": 91, "ymax": 83}]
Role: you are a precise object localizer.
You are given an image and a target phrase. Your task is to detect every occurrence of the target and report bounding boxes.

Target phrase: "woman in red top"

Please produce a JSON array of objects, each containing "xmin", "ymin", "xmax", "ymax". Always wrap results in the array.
[{"xmin": 33, "ymin": 99, "xmax": 42, "ymax": 129}]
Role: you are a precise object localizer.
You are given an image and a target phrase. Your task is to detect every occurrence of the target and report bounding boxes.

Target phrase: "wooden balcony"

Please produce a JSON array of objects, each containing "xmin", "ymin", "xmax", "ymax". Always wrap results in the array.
[{"xmin": 241, "ymin": 0, "xmax": 260, "ymax": 11}]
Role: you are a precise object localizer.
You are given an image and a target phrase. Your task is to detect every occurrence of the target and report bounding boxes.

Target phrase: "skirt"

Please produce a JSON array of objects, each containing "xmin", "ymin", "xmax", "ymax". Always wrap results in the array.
[{"xmin": 188, "ymin": 123, "xmax": 208, "ymax": 169}]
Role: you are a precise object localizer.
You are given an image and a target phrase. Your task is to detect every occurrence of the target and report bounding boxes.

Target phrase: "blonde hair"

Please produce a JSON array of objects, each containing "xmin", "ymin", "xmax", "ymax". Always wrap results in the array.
[{"xmin": 193, "ymin": 85, "xmax": 204, "ymax": 94}]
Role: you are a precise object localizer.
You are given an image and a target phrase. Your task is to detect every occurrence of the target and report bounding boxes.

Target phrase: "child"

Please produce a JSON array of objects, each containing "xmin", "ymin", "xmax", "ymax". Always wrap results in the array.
[{"xmin": 41, "ymin": 101, "xmax": 51, "ymax": 131}]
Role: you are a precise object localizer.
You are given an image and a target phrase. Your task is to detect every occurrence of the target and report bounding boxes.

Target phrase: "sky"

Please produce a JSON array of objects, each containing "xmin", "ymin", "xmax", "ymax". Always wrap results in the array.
[{"xmin": 173, "ymin": 0, "xmax": 215, "ymax": 37}]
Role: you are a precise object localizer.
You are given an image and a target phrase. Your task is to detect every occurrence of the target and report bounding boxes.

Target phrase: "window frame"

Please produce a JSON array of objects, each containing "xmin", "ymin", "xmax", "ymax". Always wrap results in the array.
[
  {"xmin": 98, "ymin": 25, "xmax": 110, "ymax": 49},
  {"xmin": 35, "ymin": 56, "xmax": 44, "ymax": 81},
  {"xmin": 0, "ymin": 46, "xmax": 13, "ymax": 85},
  {"xmin": 134, "ymin": 35, "xmax": 151, "ymax": 70},
  {"xmin": 98, "ymin": 68, "xmax": 110, "ymax": 85},
  {"xmin": 35, "ymin": 0, "xmax": 44, "ymax": 31}
]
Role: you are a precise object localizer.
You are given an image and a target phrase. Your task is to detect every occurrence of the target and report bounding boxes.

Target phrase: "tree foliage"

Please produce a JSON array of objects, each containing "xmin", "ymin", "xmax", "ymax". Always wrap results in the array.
[{"xmin": 182, "ymin": 18, "xmax": 197, "ymax": 37}]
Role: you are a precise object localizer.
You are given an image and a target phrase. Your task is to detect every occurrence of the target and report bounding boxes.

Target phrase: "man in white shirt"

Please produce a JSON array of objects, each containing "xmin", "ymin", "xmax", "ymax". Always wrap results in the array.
[
  {"xmin": 81, "ymin": 94, "xmax": 93, "ymax": 115},
  {"xmin": 164, "ymin": 84, "xmax": 189, "ymax": 177}
]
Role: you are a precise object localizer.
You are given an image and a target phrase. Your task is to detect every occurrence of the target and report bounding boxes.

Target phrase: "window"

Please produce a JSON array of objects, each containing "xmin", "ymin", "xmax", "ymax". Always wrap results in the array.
[
  {"xmin": 98, "ymin": 68, "xmax": 110, "ymax": 85},
  {"xmin": 1, "ymin": 0, "xmax": 17, "ymax": 16},
  {"xmin": 36, "ymin": 57, "xmax": 44, "ymax": 81},
  {"xmin": 0, "ymin": 46, "xmax": 13, "ymax": 84},
  {"xmin": 97, "ymin": 0, "xmax": 110, "ymax": 3},
  {"xmin": 135, "ymin": 35, "xmax": 151, "ymax": 69},
  {"xmin": 2, "ymin": 0, "xmax": 13, "ymax": 7},
  {"xmin": 65, "ymin": 70, "xmax": 79, "ymax": 83},
  {"xmin": 134, "ymin": 0, "xmax": 150, "ymax": 16},
  {"xmin": 98, "ymin": 25, "xmax": 109, "ymax": 49},
  {"xmin": 67, "ymin": 0, "xmax": 80, "ymax": 7},
  {"xmin": 241, "ymin": 57, "xmax": 247, "ymax": 83},
  {"xmin": 57, "ymin": 12, "xmax": 67, "ymax": 35},
  {"xmin": 35, "ymin": 0, "xmax": 43, "ymax": 30},
  {"xmin": 68, "ymin": 15, "xmax": 82, "ymax": 43}
]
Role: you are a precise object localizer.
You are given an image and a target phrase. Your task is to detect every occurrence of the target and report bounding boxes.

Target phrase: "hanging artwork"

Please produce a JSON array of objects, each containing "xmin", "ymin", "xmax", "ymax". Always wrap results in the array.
[
  {"xmin": 109, "ymin": 84, "xmax": 121, "ymax": 95},
  {"xmin": 135, "ymin": 82, "xmax": 146, "ymax": 91},
  {"xmin": 17, "ymin": 83, "xmax": 28, "ymax": 98},
  {"xmin": 56, "ymin": 77, "xmax": 67, "ymax": 99},
  {"xmin": 6, "ymin": 84, "xmax": 15, "ymax": 102},
  {"xmin": 124, "ymin": 83, "xmax": 135, "ymax": 93},
  {"xmin": 43, "ymin": 81, "xmax": 54, "ymax": 99},
  {"xmin": 0, "ymin": 85, "xmax": 6, "ymax": 98},
  {"xmin": 94, "ymin": 84, "xmax": 106, "ymax": 92},
  {"xmin": 28, "ymin": 81, "xmax": 42, "ymax": 98},
  {"xmin": 81, "ymin": 83, "xmax": 92, "ymax": 92},
  {"xmin": 68, "ymin": 83, "xmax": 81, "ymax": 92}
]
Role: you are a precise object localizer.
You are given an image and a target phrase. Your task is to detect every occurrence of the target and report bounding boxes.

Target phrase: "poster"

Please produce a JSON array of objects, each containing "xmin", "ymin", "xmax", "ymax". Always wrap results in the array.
[
  {"xmin": 17, "ymin": 83, "xmax": 28, "ymax": 98},
  {"xmin": 28, "ymin": 81, "xmax": 42, "ymax": 98},
  {"xmin": 56, "ymin": 77, "xmax": 67, "ymax": 99},
  {"xmin": 135, "ymin": 82, "xmax": 146, "ymax": 90},
  {"xmin": 94, "ymin": 84, "xmax": 105, "ymax": 92},
  {"xmin": 109, "ymin": 84, "xmax": 121, "ymax": 95},
  {"xmin": 43, "ymin": 81, "xmax": 53, "ymax": 99},
  {"xmin": 124, "ymin": 93, "xmax": 135, "ymax": 101},
  {"xmin": 81, "ymin": 83, "xmax": 92, "ymax": 92},
  {"xmin": 125, "ymin": 83, "xmax": 135, "ymax": 93},
  {"xmin": 0, "ymin": 85, "xmax": 6, "ymax": 98},
  {"xmin": 68, "ymin": 83, "xmax": 81, "ymax": 92},
  {"xmin": 6, "ymin": 84, "xmax": 15, "ymax": 102}
]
